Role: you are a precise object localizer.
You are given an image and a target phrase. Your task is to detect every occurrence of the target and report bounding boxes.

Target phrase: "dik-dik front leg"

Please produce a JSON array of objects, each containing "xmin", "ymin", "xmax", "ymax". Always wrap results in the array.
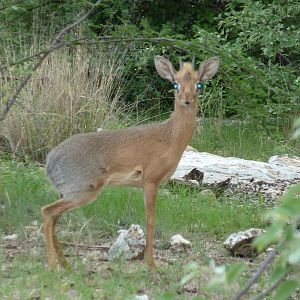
[{"xmin": 143, "ymin": 182, "xmax": 159, "ymax": 271}]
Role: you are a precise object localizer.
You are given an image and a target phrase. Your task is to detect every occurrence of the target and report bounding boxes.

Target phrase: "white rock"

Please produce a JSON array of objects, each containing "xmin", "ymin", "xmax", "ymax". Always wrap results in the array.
[
  {"xmin": 170, "ymin": 234, "xmax": 191, "ymax": 248},
  {"xmin": 2, "ymin": 234, "xmax": 18, "ymax": 241},
  {"xmin": 108, "ymin": 224, "xmax": 146, "ymax": 261},
  {"xmin": 134, "ymin": 295, "xmax": 149, "ymax": 300},
  {"xmin": 172, "ymin": 150, "xmax": 300, "ymax": 200},
  {"xmin": 268, "ymin": 155, "xmax": 300, "ymax": 169},
  {"xmin": 31, "ymin": 220, "xmax": 38, "ymax": 226},
  {"xmin": 173, "ymin": 151, "xmax": 300, "ymax": 185},
  {"xmin": 224, "ymin": 228, "xmax": 265, "ymax": 256}
]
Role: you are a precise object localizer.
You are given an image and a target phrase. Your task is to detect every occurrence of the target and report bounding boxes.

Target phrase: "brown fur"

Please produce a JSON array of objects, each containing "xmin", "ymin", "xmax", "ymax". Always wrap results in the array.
[{"xmin": 42, "ymin": 55, "xmax": 219, "ymax": 271}]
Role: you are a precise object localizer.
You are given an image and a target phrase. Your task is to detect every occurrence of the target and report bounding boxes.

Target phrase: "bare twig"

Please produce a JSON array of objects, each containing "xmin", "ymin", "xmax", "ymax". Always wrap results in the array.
[
  {"xmin": 0, "ymin": 0, "xmax": 102, "ymax": 122},
  {"xmin": 0, "ymin": 42, "xmax": 64, "ymax": 72},
  {"xmin": 250, "ymin": 270, "xmax": 290, "ymax": 300},
  {"xmin": 233, "ymin": 250, "xmax": 277, "ymax": 300},
  {"xmin": 61, "ymin": 241, "xmax": 110, "ymax": 250},
  {"xmin": 0, "ymin": 35, "xmax": 214, "ymax": 71}
]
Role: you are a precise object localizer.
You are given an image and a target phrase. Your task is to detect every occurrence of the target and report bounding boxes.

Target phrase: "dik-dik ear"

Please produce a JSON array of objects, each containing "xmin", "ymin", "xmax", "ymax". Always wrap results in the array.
[
  {"xmin": 154, "ymin": 56, "xmax": 176, "ymax": 83},
  {"xmin": 198, "ymin": 57, "xmax": 219, "ymax": 81}
]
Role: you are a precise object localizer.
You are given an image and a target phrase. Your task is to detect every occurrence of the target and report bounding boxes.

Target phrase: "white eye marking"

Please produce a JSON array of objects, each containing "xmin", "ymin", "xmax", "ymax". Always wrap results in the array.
[
  {"xmin": 173, "ymin": 82, "xmax": 180, "ymax": 92},
  {"xmin": 195, "ymin": 82, "xmax": 204, "ymax": 91}
]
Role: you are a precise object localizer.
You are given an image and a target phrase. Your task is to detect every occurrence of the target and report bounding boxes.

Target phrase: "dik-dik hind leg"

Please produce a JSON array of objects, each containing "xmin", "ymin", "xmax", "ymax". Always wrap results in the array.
[
  {"xmin": 41, "ymin": 192, "xmax": 101, "ymax": 270},
  {"xmin": 143, "ymin": 183, "xmax": 159, "ymax": 271}
]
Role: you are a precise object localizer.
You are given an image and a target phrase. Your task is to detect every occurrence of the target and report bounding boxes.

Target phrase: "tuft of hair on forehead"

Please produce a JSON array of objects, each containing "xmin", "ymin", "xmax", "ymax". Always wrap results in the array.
[{"xmin": 176, "ymin": 62, "xmax": 198, "ymax": 82}]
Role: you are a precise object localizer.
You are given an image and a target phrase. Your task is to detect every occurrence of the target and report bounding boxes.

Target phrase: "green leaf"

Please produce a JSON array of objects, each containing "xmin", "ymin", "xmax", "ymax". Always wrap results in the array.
[
  {"xmin": 181, "ymin": 262, "xmax": 199, "ymax": 285},
  {"xmin": 288, "ymin": 248, "xmax": 300, "ymax": 265},
  {"xmin": 11, "ymin": 5, "xmax": 26, "ymax": 12},
  {"xmin": 274, "ymin": 280, "xmax": 298, "ymax": 300},
  {"xmin": 206, "ymin": 265, "xmax": 227, "ymax": 292},
  {"xmin": 226, "ymin": 263, "xmax": 245, "ymax": 285},
  {"xmin": 253, "ymin": 223, "xmax": 282, "ymax": 252},
  {"xmin": 155, "ymin": 291, "xmax": 178, "ymax": 300},
  {"xmin": 270, "ymin": 265, "xmax": 291, "ymax": 283},
  {"xmin": 293, "ymin": 117, "xmax": 300, "ymax": 139}
]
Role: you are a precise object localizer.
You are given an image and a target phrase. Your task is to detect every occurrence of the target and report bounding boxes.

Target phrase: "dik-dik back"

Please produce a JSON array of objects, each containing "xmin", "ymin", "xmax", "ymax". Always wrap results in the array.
[{"xmin": 46, "ymin": 120, "xmax": 175, "ymax": 199}]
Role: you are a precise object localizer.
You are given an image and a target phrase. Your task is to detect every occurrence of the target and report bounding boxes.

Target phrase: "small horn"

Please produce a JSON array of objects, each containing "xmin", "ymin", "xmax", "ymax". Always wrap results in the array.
[
  {"xmin": 192, "ymin": 55, "xmax": 195, "ymax": 68},
  {"xmin": 179, "ymin": 57, "xmax": 183, "ymax": 68}
]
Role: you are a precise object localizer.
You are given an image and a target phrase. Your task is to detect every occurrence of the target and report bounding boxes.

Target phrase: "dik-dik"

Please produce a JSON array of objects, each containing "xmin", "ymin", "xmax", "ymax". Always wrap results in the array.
[{"xmin": 42, "ymin": 55, "xmax": 219, "ymax": 271}]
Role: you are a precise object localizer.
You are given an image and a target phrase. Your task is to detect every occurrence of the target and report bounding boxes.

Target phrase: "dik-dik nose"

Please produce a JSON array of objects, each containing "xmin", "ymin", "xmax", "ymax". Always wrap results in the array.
[
  {"xmin": 180, "ymin": 92, "xmax": 195, "ymax": 106},
  {"xmin": 181, "ymin": 97, "xmax": 194, "ymax": 106}
]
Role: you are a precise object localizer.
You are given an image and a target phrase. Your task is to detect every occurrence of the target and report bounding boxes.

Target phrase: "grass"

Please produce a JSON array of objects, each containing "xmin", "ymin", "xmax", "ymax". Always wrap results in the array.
[
  {"xmin": 0, "ymin": 44, "xmax": 130, "ymax": 162},
  {"xmin": 0, "ymin": 157, "xmax": 267, "ymax": 299},
  {"xmin": 192, "ymin": 118, "xmax": 300, "ymax": 161},
  {"xmin": 0, "ymin": 158, "xmax": 265, "ymax": 237}
]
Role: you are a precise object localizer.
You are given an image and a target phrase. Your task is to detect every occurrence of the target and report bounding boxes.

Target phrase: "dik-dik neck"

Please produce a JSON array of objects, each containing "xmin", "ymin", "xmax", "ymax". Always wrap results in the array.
[{"xmin": 169, "ymin": 100, "xmax": 197, "ymax": 152}]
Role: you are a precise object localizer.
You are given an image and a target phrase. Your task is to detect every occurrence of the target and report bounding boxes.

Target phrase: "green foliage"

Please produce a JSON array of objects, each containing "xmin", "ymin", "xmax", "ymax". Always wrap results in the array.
[
  {"xmin": 274, "ymin": 280, "xmax": 298, "ymax": 300},
  {"xmin": 293, "ymin": 117, "xmax": 300, "ymax": 139},
  {"xmin": 86, "ymin": 0, "xmax": 300, "ymax": 123},
  {"xmin": 1, "ymin": 0, "xmax": 299, "ymax": 161},
  {"xmin": 220, "ymin": 0, "xmax": 300, "ymax": 61},
  {"xmin": 179, "ymin": 183, "xmax": 300, "ymax": 299},
  {"xmin": 254, "ymin": 185, "xmax": 300, "ymax": 261},
  {"xmin": 192, "ymin": 119, "xmax": 300, "ymax": 160},
  {"xmin": 206, "ymin": 262, "xmax": 245, "ymax": 293}
]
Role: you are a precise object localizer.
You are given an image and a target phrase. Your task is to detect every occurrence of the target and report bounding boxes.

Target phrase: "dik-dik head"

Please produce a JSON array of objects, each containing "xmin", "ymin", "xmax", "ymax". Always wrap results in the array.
[{"xmin": 154, "ymin": 56, "xmax": 219, "ymax": 109}]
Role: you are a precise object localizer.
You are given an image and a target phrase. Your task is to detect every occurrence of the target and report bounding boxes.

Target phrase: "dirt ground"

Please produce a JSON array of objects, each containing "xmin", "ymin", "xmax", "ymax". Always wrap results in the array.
[{"xmin": 1, "ymin": 222, "xmax": 276, "ymax": 300}]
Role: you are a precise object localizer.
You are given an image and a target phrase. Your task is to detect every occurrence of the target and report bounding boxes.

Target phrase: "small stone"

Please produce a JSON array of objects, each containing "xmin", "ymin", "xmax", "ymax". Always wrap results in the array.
[
  {"xmin": 83, "ymin": 251, "xmax": 101, "ymax": 263},
  {"xmin": 183, "ymin": 280, "xmax": 198, "ymax": 294},
  {"xmin": 2, "ymin": 234, "xmax": 18, "ymax": 241},
  {"xmin": 134, "ymin": 295, "xmax": 149, "ymax": 300},
  {"xmin": 31, "ymin": 220, "xmax": 38, "ymax": 226},
  {"xmin": 30, "ymin": 247, "xmax": 39, "ymax": 257},
  {"xmin": 170, "ymin": 234, "xmax": 191, "ymax": 251},
  {"xmin": 25, "ymin": 225, "xmax": 42, "ymax": 240},
  {"xmin": 199, "ymin": 189, "xmax": 216, "ymax": 201},
  {"xmin": 224, "ymin": 228, "xmax": 265, "ymax": 257},
  {"xmin": 108, "ymin": 224, "xmax": 146, "ymax": 261}
]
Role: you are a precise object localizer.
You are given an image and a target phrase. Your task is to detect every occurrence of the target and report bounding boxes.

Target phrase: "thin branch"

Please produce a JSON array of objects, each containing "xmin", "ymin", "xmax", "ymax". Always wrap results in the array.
[
  {"xmin": 250, "ymin": 271, "xmax": 290, "ymax": 300},
  {"xmin": 61, "ymin": 241, "xmax": 110, "ymax": 250},
  {"xmin": 0, "ymin": 51, "xmax": 50, "ymax": 122},
  {"xmin": 0, "ymin": 40, "xmax": 73, "ymax": 71},
  {"xmin": 0, "ymin": 36, "xmax": 196, "ymax": 71},
  {"xmin": 233, "ymin": 250, "xmax": 277, "ymax": 300},
  {"xmin": 0, "ymin": 0, "xmax": 102, "ymax": 122},
  {"xmin": 0, "ymin": 0, "xmax": 24, "ymax": 12},
  {"xmin": 1, "ymin": 30, "xmax": 283, "ymax": 121}
]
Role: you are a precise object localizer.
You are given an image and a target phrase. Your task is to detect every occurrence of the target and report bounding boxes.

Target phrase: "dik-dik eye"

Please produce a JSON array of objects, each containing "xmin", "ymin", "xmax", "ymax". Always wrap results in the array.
[
  {"xmin": 173, "ymin": 82, "xmax": 180, "ymax": 92},
  {"xmin": 196, "ymin": 82, "xmax": 204, "ymax": 91}
]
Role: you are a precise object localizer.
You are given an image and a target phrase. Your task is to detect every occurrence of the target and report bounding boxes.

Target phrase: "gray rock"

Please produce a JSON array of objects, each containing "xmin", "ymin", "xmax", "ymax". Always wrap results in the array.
[
  {"xmin": 2, "ymin": 234, "xmax": 18, "ymax": 241},
  {"xmin": 170, "ymin": 234, "xmax": 191, "ymax": 251},
  {"xmin": 108, "ymin": 224, "xmax": 145, "ymax": 261},
  {"xmin": 172, "ymin": 149, "xmax": 300, "ymax": 203},
  {"xmin": 134, "ymin": 295, "xmax": 149, "ymax": 300},
  {"xmin": 224, "ymin": 228, "xmax": 265, "ymax": 257}
]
